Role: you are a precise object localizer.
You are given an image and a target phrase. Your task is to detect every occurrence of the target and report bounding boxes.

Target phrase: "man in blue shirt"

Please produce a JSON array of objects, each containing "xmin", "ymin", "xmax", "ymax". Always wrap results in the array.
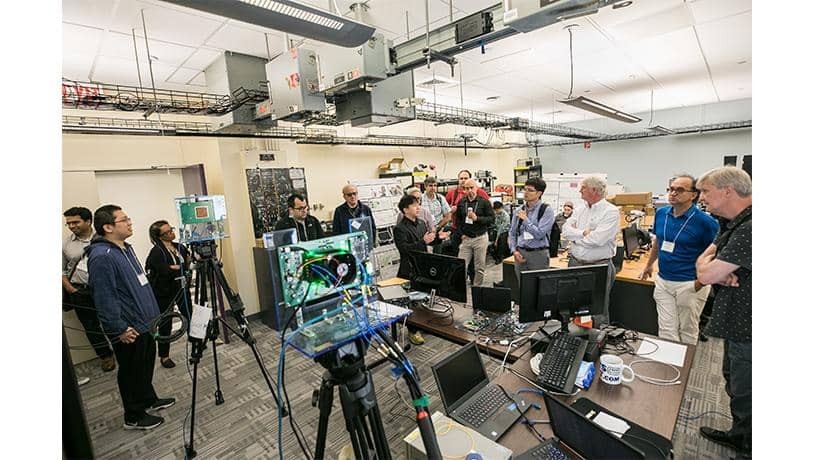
[
  {"xmin": 88, "ymin": 205, "xmax": 175, "ymax": 430},
  {"xmin": 639, "ymin": 175, "xmax": 719, "ymax": 344},
  {"xmin": 332, "ymin": 184, "xmax": 376, "ymax": 236},
  {"xmin": 508, "ymin": 178, "xmax": 555, "ymax": 281}
]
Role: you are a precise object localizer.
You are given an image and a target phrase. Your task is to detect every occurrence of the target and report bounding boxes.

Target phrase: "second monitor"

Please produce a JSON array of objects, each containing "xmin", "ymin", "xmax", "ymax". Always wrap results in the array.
[
  {"xmin": 408, "ymin": 251, "xmax": 467, "ymax": 303},
  {"xmin": 518, "ymin": 264, "xmax": 608, "ymax": 329}
]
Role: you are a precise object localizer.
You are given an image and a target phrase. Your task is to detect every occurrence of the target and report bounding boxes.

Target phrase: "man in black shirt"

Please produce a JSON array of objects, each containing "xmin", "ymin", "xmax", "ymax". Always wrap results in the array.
[
  {"xmin": 274, "ymin": 193, "xmax": 325, "ymax": 241},
  {"xmin": 332, "ymin": 184, "xmax": 376, "ymax": 236},
  {"xmin": 455, "ymin": 179, "xmax": 494, "ymax": 286},
  {"xmin": 393, "ymin": 194, "xmax": 449, "ymax": 345},
  {"xmin": 695, "ymin": 166, "xmax": 752, "ymax": 459}
]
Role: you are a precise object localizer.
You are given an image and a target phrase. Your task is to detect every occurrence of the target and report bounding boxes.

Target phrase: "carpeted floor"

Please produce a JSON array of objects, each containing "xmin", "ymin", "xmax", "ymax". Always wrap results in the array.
[{"xmin": 69, "ymin": 262, "xmax": 738, "ymax": 459}]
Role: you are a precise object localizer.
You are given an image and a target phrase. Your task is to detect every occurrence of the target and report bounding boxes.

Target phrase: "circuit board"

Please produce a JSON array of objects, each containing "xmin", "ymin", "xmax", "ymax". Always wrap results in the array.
[
  {"xmin": 277, "ymin": 231, "xmax": 372, "ymax": 307},
  {"xmin": 285, "ymin": 300, "xmax": 411, "ymax": 358}
]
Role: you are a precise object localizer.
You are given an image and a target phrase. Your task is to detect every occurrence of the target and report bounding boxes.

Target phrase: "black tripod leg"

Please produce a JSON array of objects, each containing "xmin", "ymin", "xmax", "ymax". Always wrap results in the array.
[
  {"xmin": 367, "ymin": 404, "xmax": 391, "ymax": 459},
  {"xmin": 205, "ymin": 267, "xmax": 225, "ymax": 405},
  {"xmin": 348, "ymin": 417, "xmax": 371, "ymax": 460},
  {"xmin": 185, "ymin": 341, "xmax": 204, "ymax": 459},
  {"xmin": 313, "ymin": 377, "xmax": 335, "ymax": 460},
  {"xmin": 245, "ymin": 336, "xmax": 287, "ymax": 415}
]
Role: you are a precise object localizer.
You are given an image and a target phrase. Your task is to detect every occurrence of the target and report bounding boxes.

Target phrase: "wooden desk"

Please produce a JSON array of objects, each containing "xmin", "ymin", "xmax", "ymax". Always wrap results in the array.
[
  {"xmin": 502, "ymin": 255, "xmax": 661, "ymax": 334},
  {"xmin": 405, "ymin": 302, "xmax": 543, "ymax": 363},
  {"xmin": 496, "ymin": 335, "xmax": 696, "ymax": 454}
]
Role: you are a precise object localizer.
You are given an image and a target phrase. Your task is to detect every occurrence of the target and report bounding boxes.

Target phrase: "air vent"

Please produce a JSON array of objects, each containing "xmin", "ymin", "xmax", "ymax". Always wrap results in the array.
[{"xmin": 415, "ymin": 75, "xmax": 459, "ymax": 89}]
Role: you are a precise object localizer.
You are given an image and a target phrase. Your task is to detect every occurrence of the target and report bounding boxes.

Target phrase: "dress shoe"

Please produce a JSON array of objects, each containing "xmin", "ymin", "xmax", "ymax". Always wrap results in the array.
[
  {"xmin": 700, "ymin": 426, "xmax": 743, "ymax": 451},
  {"xmin": 699, "ymin": 332, "xmax": 709, "ymax": 342},
  {"xmin": 100, "ymin": 356, "xmax": 117, "ymax": 372}
]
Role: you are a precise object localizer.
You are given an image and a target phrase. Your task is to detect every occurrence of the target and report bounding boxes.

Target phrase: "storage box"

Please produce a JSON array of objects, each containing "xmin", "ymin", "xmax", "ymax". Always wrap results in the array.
[
  {"xmin": 608, "ymin": 192, "xmax": 652, "ymax": 206},
  {"xmin": 403, "ymin": 411, "xmax": 512, "ymax": 460}
]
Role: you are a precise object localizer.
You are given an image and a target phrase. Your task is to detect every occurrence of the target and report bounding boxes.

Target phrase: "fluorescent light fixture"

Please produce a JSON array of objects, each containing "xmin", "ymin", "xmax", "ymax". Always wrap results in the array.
[
  {"xmin": 647, "ymin": 125, "xmax": 676, "ymax": 135},
  {"xmin": 160, "ymin": 0, "xmax": 375, "ymax": 47},
  {"xmin": 559, "ymin": 96, "xmax": 641, "ymax": 123}
]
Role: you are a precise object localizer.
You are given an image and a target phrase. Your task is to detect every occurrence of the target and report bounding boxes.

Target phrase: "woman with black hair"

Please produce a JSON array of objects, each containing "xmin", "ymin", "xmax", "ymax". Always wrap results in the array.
[{"xmin": 145, "ymin": 220, "xmax": 192, "ymax": 369}]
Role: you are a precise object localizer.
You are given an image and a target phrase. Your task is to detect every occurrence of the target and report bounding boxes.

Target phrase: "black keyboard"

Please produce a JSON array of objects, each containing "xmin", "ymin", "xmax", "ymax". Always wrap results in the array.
[
  {"xmin": 457, "ymin": 385, "xmax": 507, "ymax": 427},
  {"xmin": 537, "ymin": 332, "xmax": 587, "ymax": 393},
  {"xmin": 514, "ymin": 439, "xmax": 569, "ymax": 460}
]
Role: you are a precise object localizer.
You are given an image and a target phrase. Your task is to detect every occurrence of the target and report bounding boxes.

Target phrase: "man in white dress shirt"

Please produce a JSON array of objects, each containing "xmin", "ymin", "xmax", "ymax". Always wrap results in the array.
[{"xmin": 562, "ymin": 176, "xmax": 620, "ymax": 325}]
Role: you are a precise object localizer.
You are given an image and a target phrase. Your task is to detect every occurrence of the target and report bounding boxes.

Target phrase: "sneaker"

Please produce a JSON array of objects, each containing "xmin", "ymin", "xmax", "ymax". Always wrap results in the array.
[
  {"xmin": 408, "ymin": 331, "xmax": 425, "ymax": 345},
  {"xmin": 77, "ymin": 376, "xmax": 90, "ymax": 386},
  {"xmin": 100, "ymin": 356, "xmax": 116, "ymax": 372},
  {"xmin": 147, "ymin": 397, "xmax": 176, "ymax": 412},
  {"xmin": 124, "ymin": 414, "xmax": 164, "ymax": 431},
  {"xmin": 160, "ymin": 357, "xmax": 176, "ymax": 368}
]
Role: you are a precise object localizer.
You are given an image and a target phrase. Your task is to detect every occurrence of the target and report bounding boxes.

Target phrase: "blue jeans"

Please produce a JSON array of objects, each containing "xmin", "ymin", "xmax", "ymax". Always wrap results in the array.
[{"xmin": 723, "ymin": 340, "xmax": 751, "ymax": 450}]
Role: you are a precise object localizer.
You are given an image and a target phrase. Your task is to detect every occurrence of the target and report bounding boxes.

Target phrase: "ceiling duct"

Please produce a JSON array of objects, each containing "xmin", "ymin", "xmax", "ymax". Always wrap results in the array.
[
  {"xmin": 205, "ymin": 51, "xmax": 277, "ymax": 134},
  {"xmin": 333, "ymin": 71, "xmax": 416, "ymax": 128},
  {"xmin": 259, "ymin": 48, "xmax": 326, "ymax": 123},
  {"xmin": 160, "ymin": 0, "xmax": 375, "ymax": 47}
]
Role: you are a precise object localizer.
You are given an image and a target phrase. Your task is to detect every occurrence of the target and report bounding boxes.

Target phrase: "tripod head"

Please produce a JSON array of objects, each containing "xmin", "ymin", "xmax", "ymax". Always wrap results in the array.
[{"xmin": 189, "ymin": 240, "xmax": 245, "ymax": 315}]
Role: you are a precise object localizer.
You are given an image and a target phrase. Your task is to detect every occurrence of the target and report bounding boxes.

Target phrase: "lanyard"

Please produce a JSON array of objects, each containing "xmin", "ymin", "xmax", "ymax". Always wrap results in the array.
[
  {"xmin": 663, "ymin": 209, "xmax": 696, "ymax": 244},
  {"xmin": 119, "ymin": 246, "xmax": 143, "ymax": 278}
]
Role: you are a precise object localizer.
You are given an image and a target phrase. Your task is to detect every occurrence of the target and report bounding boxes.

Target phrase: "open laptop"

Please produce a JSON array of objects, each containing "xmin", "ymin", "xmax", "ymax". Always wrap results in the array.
[
  {"xmin": 431, "ymin": 342, "xmax": 529, "ymax": 441},
  {"xmin": 515, "ymin": 393, "xmax": 671, "ymax": 459},
  {"xmin": 471, "ymin": 286, "xmax": 512, "ymax": 314}
]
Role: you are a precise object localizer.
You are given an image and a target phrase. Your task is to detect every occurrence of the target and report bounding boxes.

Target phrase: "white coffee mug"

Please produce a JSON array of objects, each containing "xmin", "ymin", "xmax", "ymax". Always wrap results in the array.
[{"xmin": 599, "ymin": 354, "xmax": 635, "ymax": 385}]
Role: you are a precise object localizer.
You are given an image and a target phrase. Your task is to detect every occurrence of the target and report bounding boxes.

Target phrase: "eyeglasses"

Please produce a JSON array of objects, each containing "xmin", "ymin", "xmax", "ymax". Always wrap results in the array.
[
  {"xmin": 293, "ymin": 206, "xmax": 309, "ymax": 211},
  {"xmin": 344, "ymin": 192, "xmax": 358, "ymax": 197},
  {"xmin": 65, "ymin": 221, "xmax": 83, "ymax": 227},
  {"xmin": 667, "ymin": 187, "xmax": 693, "ymax": 194},
  {"xmin": 160, "ymin": 227, "xmax": 175, "ymax": 236},
  {"xmin": 523, "ymin": 187, "xmax": 538, "ymax": 193},
  {"xmin": 114, "ymin": 217, "xmax": 132, "ymax": 224}
]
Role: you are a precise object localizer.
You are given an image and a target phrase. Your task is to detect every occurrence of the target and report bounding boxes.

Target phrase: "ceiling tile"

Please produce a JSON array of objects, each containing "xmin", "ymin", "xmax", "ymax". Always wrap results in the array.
[
  {"xmin": 694, "ymin": 11, "xmax": 751, "ymax": 67},
  {"xmin": 603, "ymin": 3, "xmax": 694, "ymax": 43},
  {"xmin": 63, "ymin": 0, "xmax": 118, "ymax": 29},
  {"xmin": 183, "ymin": 48, "xmax": 222, "ymax": 70},
  {"xmin": 166, "ymin": 67, "xmax": 203, "ymax": 85},
  {"xmin": 688, "ymin": 0, "xmax": 751, "ymax": 24},
  {"xmin": 624, "ymin": 27, "xmax": 708, "ymax": 82},
  {"xmin": 108, "ymin": 0, "xmax": 225, "ymax": 47},
  {"xmin": 206, "ymin": 23, "xmax": 276, "ymax": 60}
]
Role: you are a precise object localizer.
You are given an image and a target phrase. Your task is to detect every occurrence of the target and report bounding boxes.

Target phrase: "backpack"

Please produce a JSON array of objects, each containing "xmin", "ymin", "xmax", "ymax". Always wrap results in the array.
[{"xmin": 516, "ymin": 203, "xmax": 560, "ymax": 258}]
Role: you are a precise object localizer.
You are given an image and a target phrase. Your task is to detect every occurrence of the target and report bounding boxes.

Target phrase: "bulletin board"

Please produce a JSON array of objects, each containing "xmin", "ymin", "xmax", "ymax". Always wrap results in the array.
[
  {"xmin": 246, "ymin": 167, "xmax": 308, "ymax": 238},
  {"xmin": 350, "ymin": 178, "xmax": 404, "ymax": 228},
  {"xmin": 540, "ymin": 173, "xmax": 607, "ymax": 212}
]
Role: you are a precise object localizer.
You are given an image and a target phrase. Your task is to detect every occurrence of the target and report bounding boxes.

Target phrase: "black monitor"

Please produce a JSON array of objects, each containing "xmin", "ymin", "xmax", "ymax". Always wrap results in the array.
[
  {"xmin": 408, "ymin": 251, "xmax": 467, "ymax": 302},
  {"xmin": 518, "ymin": 264, "xmax": 608, "ymax": 329},
  {"xmin": 622, "ymin": 226, "xmax": 641, "ymax": 260}
]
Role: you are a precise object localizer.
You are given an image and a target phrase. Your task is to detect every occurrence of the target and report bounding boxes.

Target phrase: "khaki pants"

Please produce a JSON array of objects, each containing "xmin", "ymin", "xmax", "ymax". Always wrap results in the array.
[
  {"xmin": 653, "ymin": 275, "xmax": 711, "ymax": 345},
  {"xmin": 458, "ymin": 233, "xmax": 489, "ymax": 287}
]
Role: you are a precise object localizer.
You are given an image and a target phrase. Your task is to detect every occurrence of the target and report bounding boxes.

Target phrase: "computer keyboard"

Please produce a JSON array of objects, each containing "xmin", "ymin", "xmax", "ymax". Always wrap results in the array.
[
  {"xmin": 458, "ymin": 385, "xmax": 507, "ymax": 427},
  {"xmin": 536, "ymin": 332, "xmax": 587, "ymax": 393},
  {"xmin": 514, "ymin": 439, "xmax": 569, "ymax": 460}
]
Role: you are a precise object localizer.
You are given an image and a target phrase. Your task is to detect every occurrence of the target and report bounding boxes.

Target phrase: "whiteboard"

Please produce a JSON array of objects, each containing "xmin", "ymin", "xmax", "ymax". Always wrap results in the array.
[
  {"xmin": 351, "ymin": 178, "xmax": 404, "ymax": 228},
  {"xmin": 540, "ymin": 173, "xmax": 607, "ymax": 212}
]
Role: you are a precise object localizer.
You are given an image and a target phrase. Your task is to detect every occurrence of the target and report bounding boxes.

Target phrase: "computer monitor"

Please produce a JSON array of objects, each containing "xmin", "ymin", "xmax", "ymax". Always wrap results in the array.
[
  {"xmin": 622, "ymin": 226, "xmax": 641, "ymax": 259},
  {"xmin": 518, "ymin": 264, "xmax": 608, "ymax": 328},
  {"xmin": 408, "ymin": 251, "xmax": 467, "ymax": 302}
]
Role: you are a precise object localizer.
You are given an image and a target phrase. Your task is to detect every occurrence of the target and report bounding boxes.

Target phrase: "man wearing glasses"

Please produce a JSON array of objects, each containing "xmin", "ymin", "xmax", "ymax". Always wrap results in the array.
[
  {"xmin": 275, "ymin": 193, "xmax": 325, "ymax": 241},
  {"xmin": 88, "ymin": 205, "xmax": 175, "ymax": 431},
  {"xmin": 332, "ymin": 184, "xmax": 376, "ymax": 236},
  {"xmin": 508, "ymin": 178, "xmax": 556, "ymax": 280},
  {"xmin": 639, "ymin": 175, "xmax": 719, "ymax": 345},
  {"xmin": 420, "ymin": 176, "xmax": 452, "ymax": 233},
  {"xmin": 62, "ymin": 206, "xmax": 116, "ymax": 372}
]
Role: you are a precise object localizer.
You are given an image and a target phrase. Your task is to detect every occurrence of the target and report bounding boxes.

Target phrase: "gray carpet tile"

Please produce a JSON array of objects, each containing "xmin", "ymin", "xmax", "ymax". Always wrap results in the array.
[{"xmin": 70, "ymin": 261, "xmax": 738, "ymax": 459}]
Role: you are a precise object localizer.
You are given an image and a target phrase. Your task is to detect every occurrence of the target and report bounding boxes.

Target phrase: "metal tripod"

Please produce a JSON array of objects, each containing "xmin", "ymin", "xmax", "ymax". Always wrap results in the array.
[
  {"xmin": 184, "ymin": 240, "xmax": 287, "ymax": 459},
  {"xmin": 312, "ymin": 338, "xmax": 391, "ymax": 460}
]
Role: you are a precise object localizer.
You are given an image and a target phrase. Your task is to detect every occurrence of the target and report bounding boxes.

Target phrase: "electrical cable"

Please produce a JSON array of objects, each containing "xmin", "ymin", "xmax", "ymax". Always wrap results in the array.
[
  {"xmin": 629, "ymin": 359, "xmax": 682, "ymax": 386},
  {"xmin": 678, "ymin": 410, "xmax": 731, "ymax": 421},
  {"xmin": 496, "ymin": 384, "xmax": 547, "ymax": 443}
]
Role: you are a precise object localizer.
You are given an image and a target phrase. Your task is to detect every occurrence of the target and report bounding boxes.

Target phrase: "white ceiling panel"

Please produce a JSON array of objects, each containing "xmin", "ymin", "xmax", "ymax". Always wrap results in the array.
[
  {"xmin": 206, "ymin": 23, "xmax": 277, "ymax": 59},
  {"xmin": 108, "ymin": 1, "xmax": 224, "ymax": 47},
  {"xmin": 602, "ymin": 3, "xmax": 694, "ymax": 43},
  {"xmin": 183, "ymin": 48, "xmax": 223, "ymax": 71},
  {"xmin": 92, "ymin": 55, "xmax": 176, "ymax": 87},
  {"xmin": 688, "ymin": 0, "xmax": 751, "ymax": 24},
  {"xmin": 63, "ymin": 0, "xmax": 118, "ymax": 29},
  {"xmin": 624, "ymin": 27, "xmax": 708, "ymax": 82},
  {"xmin": 166, "ymin": 67, "xmax": 203, "ymax": 85},
  {"xmin": 694, "ymin": 11, "xmax": 751, "ymax": 67},
  {"xmin": 100, "ymin": 30, "xmax": 197, "ymax": 68},
  {"xmin": 63, "ymin": 22, "xmax": 104, "ymax": 57},
  {"xmin": 657, "ymin": 77, "xmax": 718, "ymax": 108}
]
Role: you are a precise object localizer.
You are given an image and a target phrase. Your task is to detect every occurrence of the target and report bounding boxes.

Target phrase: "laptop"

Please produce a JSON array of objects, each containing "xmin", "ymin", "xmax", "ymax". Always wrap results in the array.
[
  {"xmin": 471, "ymin": 286, "xmax": 512, "ymax": 314},
  {"xmin": 431, "ymin": 342, "xmax": 529, "ymax": 441},
  {"xmin": 515, "ymin": 393, "xmax": 671, "ymax": 459}
]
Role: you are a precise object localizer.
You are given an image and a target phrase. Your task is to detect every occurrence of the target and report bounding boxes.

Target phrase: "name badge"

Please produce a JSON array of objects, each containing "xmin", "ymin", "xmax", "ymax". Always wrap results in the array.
[
  {"xmin": 661, "ymin": 241, "xmax": 675, "ymax": 253},
  {"xmin": 137, "ymin": 273, "xmax": 149, "ymax": 286},
  {"xmin": 351, "ymin": 220, "xmax": 361, "ymax": 230},
  {"xmin": 523, "ymin": 231, "xmax": 534, "ymax": 241}
]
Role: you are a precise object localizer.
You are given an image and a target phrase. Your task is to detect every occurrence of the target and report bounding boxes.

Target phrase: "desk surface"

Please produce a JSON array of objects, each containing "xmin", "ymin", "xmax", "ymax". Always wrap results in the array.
[
  {"xmin": 495, "ymin": 335, "xmax": 695, "ymax": 453},
  {"xmin": 503, "ymin": 254, "xmax": 657, "ymax": 286}
]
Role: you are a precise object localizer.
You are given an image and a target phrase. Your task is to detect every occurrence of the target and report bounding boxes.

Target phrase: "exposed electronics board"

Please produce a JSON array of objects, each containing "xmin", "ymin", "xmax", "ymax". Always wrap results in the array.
[
  {"xmin": 285, "ymin": 300, "xmax": 411, "ymax": 358},
  {"xmin": 277, "ymin": 231, "xmax": 372, "ymax": 307},
  {"xmin": 246, "ymin": 167, "xmax": 308, "ymax": 238},
  {"xmin": 175, "ymin": 195, "xmax": 228, "ymax": 243}
]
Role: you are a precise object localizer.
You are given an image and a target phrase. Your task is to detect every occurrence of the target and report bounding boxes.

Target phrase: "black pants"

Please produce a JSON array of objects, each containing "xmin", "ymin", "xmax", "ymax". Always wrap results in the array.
[
  {"xmin": 111, "ymin": 333, "xmax": 159, "ymax": 423},
  {"xmin": 722, "ymin": 340, "xmax": 752, "ymax": 451},
  {"xmin": 70, "ymin": 288, "xmax": 114, "ymax": 359},
  {"xmin": 155, "ymin": 291, "xmax": 192, "ymax": 358}
]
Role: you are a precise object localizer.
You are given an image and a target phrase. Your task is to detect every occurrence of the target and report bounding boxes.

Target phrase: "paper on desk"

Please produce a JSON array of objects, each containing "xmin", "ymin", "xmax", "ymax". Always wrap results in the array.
[
  {"xmin": 636, "ymin": 338, "xmax": 687, "ymax": 367},
  {"xmin": 593, "ymin": 411, "xmax": 630, "ymax": 438}
]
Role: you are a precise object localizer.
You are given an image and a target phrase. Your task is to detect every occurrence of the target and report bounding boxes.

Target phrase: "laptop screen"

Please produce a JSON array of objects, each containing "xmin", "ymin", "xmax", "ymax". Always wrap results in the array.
[
  {"xmin": 544, "ymin": 393, "xmax": 645, "ymax": 459},
  {"xmin": 433, "ymin": 342, "xmax": 489, "ymax": 411}
]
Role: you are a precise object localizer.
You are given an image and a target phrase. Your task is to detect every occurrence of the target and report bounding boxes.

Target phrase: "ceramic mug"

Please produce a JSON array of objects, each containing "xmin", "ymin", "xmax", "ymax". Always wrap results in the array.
[{"xmin": 599, "ymin": 354, "xmax": 635, "ymax": 385}]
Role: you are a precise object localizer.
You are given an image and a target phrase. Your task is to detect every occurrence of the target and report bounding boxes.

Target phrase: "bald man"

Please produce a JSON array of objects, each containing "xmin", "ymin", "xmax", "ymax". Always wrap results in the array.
[
  {"xmin": 455, "ymin": 179, "xmax": 494, "ymax": 286},
  {"xmin": 332, "ymin": 184, "xmax": 376, "ymax": 236}
]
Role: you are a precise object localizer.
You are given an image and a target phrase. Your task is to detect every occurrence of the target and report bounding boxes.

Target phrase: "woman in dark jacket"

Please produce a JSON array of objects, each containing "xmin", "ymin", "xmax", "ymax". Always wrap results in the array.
[{"xmin": 145, "ymin": 220, "xmax": 192, "ymax": 368}]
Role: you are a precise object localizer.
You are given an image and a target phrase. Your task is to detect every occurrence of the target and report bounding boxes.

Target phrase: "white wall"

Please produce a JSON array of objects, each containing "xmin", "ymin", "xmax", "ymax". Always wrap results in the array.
[{"xmin": 532, "ymin": 128, "xmax": 752, "ymax": 194}]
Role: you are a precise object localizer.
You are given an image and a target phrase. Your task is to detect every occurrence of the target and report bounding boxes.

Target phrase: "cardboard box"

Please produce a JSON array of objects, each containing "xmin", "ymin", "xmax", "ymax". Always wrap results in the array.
[
  {"xmin": 377, "ymin": 157, "xmax": 407, "ymax": 173},
  {"xmin": 608, "ymin": 192, "xmax": 653, "ymax": 206}
]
